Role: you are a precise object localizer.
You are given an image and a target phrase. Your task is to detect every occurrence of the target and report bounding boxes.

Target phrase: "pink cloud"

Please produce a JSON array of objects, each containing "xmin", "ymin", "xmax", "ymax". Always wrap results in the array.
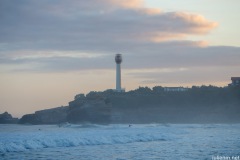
[
  {"xmin": 108, "ymin": 0, "xmax": 144, "ymax": 8},
  {"xmin": 173, "ymin": 12, "xmax": 218, "ymax": 34},
  {"xmin": 0, "ymin": 0, "xmax": 218, "ymax": 49}
]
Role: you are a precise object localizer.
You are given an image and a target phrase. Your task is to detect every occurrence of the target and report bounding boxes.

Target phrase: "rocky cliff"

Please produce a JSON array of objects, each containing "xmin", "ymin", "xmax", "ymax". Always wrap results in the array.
[
  {"xmin": 18, "ymin": 85, "xmax": 240, "ymax": 124},
  {"xmin": 19, "ymin": 94, "xmax": 111, "ymax": 124},
  {"xmin": 19, "ymin": 106, "xmax": 68, "ymax": 124},
  {"xmin": 0, "ymin": 112, "xmax": 19, "ymax": 124}
]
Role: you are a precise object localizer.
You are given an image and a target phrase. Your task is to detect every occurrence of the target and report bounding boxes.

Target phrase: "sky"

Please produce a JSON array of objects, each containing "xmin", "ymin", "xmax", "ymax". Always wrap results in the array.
[{"xmin": 0, "ymin": 0, "xmax": 239, "ymax": 117}]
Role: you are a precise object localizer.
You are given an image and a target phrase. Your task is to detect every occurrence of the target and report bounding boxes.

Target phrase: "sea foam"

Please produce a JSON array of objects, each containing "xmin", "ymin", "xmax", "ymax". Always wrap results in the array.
[{"xmin": 0, "ymin": 124, "xmax": 177, "ymax": 153}]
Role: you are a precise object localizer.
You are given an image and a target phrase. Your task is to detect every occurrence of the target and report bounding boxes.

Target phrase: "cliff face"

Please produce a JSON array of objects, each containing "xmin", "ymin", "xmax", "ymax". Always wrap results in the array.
[
  {"xmin": 68, "ymin": 98, "xmax": 111, "ymax": 124},
  {"xmin": 109, "ymin": 95, "xmax": 240, "ymax": 123},
  {"xmin": 18, "ymin": 86, "xmax": 240, "ymax": 124},
  {"xmin": 19, "ymin": 95, "xmax": 111, "ymax": 124},
  {"xmin": 0, "ymin": 112, "xmax": 19, "ymax": 124},
  {"xmin": 19, "ymin": 106, "xmax": 69, "ymax": 124}
]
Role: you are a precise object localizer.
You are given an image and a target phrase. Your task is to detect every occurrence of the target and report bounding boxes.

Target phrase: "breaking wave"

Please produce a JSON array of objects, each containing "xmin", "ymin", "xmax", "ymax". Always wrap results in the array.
[{"xmin": 0, "ymin": 124, "xmax": 175, "ymax": 153}]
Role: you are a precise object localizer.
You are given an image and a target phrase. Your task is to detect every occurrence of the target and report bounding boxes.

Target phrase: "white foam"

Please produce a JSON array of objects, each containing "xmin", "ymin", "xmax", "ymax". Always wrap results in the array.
[{"xmin": 0, "ymin": 124, "xmax": 178, "ymax": 153}]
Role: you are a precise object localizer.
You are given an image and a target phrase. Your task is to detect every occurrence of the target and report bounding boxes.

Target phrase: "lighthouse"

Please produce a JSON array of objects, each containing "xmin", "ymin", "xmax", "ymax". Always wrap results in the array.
[{"xmin": 115, "ymin": 54, "xmax": 124, "ymax": 92}]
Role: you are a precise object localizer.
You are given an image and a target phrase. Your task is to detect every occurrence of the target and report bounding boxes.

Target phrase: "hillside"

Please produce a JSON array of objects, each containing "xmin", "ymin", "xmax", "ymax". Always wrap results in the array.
[{"xmin": 18, "ymin": 85, "xmax": 240, "ymax": 124}]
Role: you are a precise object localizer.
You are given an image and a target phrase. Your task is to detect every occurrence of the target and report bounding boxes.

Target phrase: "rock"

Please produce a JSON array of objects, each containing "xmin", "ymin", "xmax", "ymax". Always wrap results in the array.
[
  {"xmin": 19, "ymin": 95, "xmax": 112, "ymax": 124},
  {"xmin": 34, "ymin": 106, "xmax": 69, "ymax": 124},
  {"xmin": 17, "ymin": 86, "xmax": 240, "ymax": 124},
  {"xmin": 18, "ymin": 114, "xmax": 40, "ymax": 124},
  {"xmin": 0, "ymin": 112, "xmax": 19, "ymax": 124},
  {"xmin": 19, "ymin": 106, "xmax": 69, "ymax": 124},
  {"xmin": 67, "ymin": 98, "xmax": 111, "ymax": 124}
]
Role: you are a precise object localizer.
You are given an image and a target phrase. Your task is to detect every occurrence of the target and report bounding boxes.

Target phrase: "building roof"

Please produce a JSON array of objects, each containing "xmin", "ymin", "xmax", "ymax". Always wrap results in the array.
[
  {"xmin": 231, "ymin": 77, "xmax": 240, "ymax": 81},
  {"xmin": 164, "ymin": 87, "xmax": 184, "ymax": 89}
]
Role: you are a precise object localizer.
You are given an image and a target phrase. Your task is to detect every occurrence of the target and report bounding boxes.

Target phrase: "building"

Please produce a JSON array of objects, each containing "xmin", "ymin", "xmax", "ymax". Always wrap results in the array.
[
  {"xmin": 114, "ymin": 54, "xmax": 125, "ymax": 92},
  {"xmin": 229, "ymin": 77, "xmax": 240, "ymax": 86},
  {"xmin": 164, "ymin": 87, "xmax": 188, "ymax": 92}
]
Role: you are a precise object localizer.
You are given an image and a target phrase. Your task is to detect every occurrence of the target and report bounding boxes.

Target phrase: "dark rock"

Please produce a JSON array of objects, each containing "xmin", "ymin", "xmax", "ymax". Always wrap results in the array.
[
  {"xmin": 18, "ymin": 85, "xmax": 240, "ymax": 124},
  {"xmin": 0, "ymin": 112, "xmax": 19, "ymax": 124},
  {"xmin": 19, "ymin": 96, "xmax": 111, "ymax": 124},
  {"xmin": 34, "ymin": 106, "xmax": 68, "ymax": 124},
  {"xmin": 67, "ymin": 98, "xmax": 111, "ymax": 124},
  {"xmin": 19, "ymin": 114, "xmax": 41, "ymax": 124},
  {"xmin": 19, "ymin": 106, "xmax": 69, "ymax": 124}
]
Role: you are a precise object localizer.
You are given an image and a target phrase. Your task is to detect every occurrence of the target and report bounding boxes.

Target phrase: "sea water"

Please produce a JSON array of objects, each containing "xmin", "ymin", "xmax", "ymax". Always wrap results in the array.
[{"xmin": 0, "ymin": 124, "xmax": 240, "ymax": 160}]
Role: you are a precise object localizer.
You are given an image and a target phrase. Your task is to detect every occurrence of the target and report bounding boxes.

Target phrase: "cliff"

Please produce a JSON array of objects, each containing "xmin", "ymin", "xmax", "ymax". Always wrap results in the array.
[
  {"xmin": 19, "ymin": 106, "xmax": 69, "ymax": 124},
  {"xmin": 109, "ymin": 94, "xmax": 240, "ymax": 123},
  {"xmin": 97, "ymin": 86, "xmax": 240, "ymax": 123},
  {"xmin": 19, "ymin": 95, "xmax": 111, "ymax": 124},
  {"xmin": 18, "ymin": 85, "xmax": 240, "ymax": 124},
  {"xmin": 0, "ymin": 112, "xmax": 19, "ymax": 124}
]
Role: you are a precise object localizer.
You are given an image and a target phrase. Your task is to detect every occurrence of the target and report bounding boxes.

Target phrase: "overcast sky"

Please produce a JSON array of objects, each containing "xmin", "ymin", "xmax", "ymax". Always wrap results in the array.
[{"xmin": 0, "ymin": 0, "xmax": 239, "ymax": 117}]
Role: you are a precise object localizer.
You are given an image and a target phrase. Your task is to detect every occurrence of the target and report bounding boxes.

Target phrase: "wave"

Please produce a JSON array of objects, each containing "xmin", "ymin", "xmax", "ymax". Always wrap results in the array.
[
  {"xmin": 0, "ymin": 124, "xmax": 174, "ymax": 153},
  {"xmin": 58, "ymin": 123, "xmax": 104, "ymax": 129}
]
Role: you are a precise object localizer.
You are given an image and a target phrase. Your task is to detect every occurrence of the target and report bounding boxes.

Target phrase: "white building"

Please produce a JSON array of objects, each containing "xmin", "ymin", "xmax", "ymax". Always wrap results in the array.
[{"xmin": 164, "ymin": 87, "xmax": 188, "ymax": 92}]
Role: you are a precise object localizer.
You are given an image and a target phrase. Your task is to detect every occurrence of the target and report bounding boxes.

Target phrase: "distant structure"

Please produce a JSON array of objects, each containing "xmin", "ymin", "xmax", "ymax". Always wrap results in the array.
[
  {"xmin": 115, "ymin": 54, "xmax": 125, "ymax": 92},
  {"xmin": 164, "ymin": 87, "xmax": 188, "ymax": 92},
  {"xmin": 229, "ymin": 77, "xmax": 240, "ymax": 87}
]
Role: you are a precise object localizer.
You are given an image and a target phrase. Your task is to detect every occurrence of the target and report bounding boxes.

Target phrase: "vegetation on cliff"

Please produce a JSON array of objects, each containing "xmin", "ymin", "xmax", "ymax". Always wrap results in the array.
[
  {"xmin": 18, "ymin": 85, "xmax": 240, "ymax": 124},
  {"xmin": 76, "ymin": 85, "xmax": 240, "ymax": 107},
  {"xmin": 72, "ymin": 85, "xmax": 240, "ymax": 123},
  {"xmin": 0, "ymin": 112, "xmax": 19, "ymax": 124}
]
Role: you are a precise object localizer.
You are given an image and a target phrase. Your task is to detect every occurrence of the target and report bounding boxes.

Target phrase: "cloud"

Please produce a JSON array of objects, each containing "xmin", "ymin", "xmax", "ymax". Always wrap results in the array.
[
  {"xmin": 127, "ymin": 66, "xmax": 239, "ymax": 86},
  {"xmin": 0, "ymin": 0, "xmax": 217, "ymax": 49},
  {"xmin": 109, "ymin": 0, "xmax": 143, "ymax": 8},
  {"xmin": 0, "ymin": 0, "xmax": 237, "ymax": 77},
  {"xmin": 1, "ymin": 44, "xmax": 239, "ymax": 74},
  {"xmin": 172, "ymin": 12, "xmax": 218, "ymax": 34}
]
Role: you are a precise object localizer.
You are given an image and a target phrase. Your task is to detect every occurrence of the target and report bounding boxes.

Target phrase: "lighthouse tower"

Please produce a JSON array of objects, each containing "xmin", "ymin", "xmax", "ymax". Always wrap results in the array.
[{"xmin": 115, "ymin": 54, "xmax": 124, "ymax": 92}]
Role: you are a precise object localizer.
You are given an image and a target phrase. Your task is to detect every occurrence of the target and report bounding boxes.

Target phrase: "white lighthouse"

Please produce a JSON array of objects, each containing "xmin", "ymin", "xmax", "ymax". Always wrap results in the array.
[{"xmin": 115, "ymin": 54, "xmax": 124, "ymax": 92}]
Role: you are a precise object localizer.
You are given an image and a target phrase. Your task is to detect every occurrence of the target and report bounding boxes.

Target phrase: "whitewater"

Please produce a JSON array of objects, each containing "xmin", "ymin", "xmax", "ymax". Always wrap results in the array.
[{"xmin": 0, "ymin": 124, "xmax": 240, "ymax": 160}]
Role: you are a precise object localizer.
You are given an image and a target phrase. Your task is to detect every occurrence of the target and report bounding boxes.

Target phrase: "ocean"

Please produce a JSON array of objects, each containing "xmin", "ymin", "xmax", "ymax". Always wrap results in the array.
[{"xmin": 0, "ymin": 124, "xmax": 240, "ymax": 160}]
